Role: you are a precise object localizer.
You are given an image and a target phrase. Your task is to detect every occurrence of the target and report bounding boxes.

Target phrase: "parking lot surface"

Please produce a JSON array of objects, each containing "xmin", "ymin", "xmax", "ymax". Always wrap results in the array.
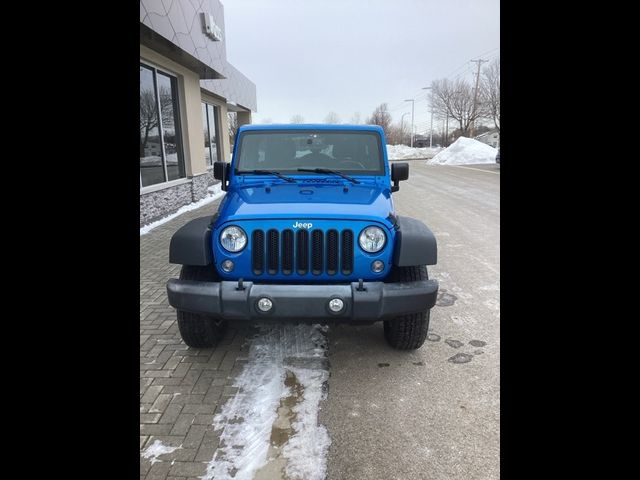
[{"xmin": 140, "ymin": 162, "xmax": 499, "ymax": 479}]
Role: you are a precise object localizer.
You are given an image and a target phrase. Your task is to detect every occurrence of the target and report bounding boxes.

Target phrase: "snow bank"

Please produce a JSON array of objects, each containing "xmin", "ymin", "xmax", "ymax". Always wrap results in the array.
[
  {"xmin": 203, "ymin": 324, "xmax": 330, "ymax": 480},
  {"xmin": 139, "ymin": 183, "xmax": 225, "ymax": 235},
  {"xmin": 386, "ymin": 144, "xmax": 443, "ymax": 160},
  {"xmin": 428, "ymin": 137, "xmax": 497, "ymax": 165}
]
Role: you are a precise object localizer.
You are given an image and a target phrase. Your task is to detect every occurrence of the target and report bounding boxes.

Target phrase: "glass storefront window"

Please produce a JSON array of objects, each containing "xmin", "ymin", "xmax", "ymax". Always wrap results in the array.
[
  {"xmin": 202, "ymin": 103, "xmax": 211, "ymax": 166},
  {"xmin": 202, "ymin": 102, "xmax": 221, "ymax": 166},
  {"xmin": 140, "ymin": 63, "xmax": 185, "ymax": 188}
]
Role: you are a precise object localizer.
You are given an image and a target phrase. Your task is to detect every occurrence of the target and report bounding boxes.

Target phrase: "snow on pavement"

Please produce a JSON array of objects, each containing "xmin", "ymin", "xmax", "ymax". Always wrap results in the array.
[
  {"xmin": 203, "ymin": 324, "xmax": 331, "ymax": 480},
  {"xmin": 428, "ymin": 137, "xmax": 497, "ymax": 165},
  {"xmin": 141, "ymin": 440, "xmax": 181, "ymax": 464},
  {"xmin": 387, "ymin": 144, "xmax": 443, "ymax": 160},
  {"xmin": 139, "ymin": 184, "xmax": 225, "ymax": 236}
]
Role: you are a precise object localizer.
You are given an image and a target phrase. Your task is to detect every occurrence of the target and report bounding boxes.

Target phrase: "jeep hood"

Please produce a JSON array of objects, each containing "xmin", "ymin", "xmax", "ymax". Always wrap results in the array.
[{"xmin": 216, "ymin": 182, "xmax": 394, "ymax": 225}]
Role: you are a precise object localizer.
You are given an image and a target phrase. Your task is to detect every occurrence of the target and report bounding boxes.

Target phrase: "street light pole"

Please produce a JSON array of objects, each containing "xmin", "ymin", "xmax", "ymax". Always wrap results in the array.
[
  {"xmin": 430, "ymin": 109, "xmax": 434, "ymax": 147},
  {"xmin": 404, "ymin": 99, "xmax": 415, "ymax": 147},
  {"xmin": 422, "ymin": 86, "xmax": 434, "ymax": 148},
  {"xmin": 400, "ymin": 112, "xmax": 410, "ymax": 145}
]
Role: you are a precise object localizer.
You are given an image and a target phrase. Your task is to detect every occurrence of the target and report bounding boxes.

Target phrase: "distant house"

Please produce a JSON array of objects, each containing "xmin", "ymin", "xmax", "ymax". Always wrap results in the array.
[{"xmin": 474, "ymin": 130, "xmax": 500, "ymax": 148}]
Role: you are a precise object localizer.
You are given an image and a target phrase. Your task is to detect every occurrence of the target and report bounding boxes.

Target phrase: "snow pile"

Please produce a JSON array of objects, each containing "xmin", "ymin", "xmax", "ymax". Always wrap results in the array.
[
  {"xmin": 387, "ymin": 144, "xmax": 443, "ymax": 160},
  {"xmin": 141, "ymin": 440, "xmax": 181, "ymax": 464},
  {"xmin": 428, "ymin": 137, "xmax": 497, "ymax": 165},
  {"xmin": 204, "ymin": 324, "xmax": 330, "ymax": 480},
  {"xmin": 139, "ymin": 183, "xmax": 225, "ymax": 235}
]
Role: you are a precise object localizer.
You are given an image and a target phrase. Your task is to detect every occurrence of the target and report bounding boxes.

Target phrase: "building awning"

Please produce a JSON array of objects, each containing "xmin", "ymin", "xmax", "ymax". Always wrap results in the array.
[
  {"xmin": 140, "ymin": 24, "xmax": 225, "ymax": 79},
  {"xmin": 226, "ymin": 101, "xmax": 251, "ymax": 113}
]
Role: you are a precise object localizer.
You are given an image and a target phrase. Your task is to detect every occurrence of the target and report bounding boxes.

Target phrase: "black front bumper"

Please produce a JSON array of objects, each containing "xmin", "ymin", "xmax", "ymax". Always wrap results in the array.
[{"xmin": 166, "ymin": 278, "xmax": 438, "ymax": 322}]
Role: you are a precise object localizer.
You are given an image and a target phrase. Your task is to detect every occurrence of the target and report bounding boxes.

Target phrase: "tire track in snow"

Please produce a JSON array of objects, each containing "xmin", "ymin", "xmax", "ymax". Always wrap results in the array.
[{"xmin": 203, "ymin": 324, "xmax": 330, "ymax": 480}]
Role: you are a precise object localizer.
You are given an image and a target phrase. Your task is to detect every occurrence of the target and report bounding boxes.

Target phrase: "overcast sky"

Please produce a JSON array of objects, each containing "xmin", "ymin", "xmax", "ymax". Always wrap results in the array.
[{"xmin": 223, "ymin": 0, "xmax": 499, "ymax": 133}]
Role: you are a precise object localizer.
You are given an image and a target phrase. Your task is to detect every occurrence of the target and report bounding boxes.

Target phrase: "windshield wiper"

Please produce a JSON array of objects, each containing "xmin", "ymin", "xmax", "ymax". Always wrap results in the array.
[
  {"xmin": 237, "ymin": 169, "xmax": 296, "ymax": 183},
  {"xmin": 297, "ymin": 168, "xmax": 360, "ymax": 184}
]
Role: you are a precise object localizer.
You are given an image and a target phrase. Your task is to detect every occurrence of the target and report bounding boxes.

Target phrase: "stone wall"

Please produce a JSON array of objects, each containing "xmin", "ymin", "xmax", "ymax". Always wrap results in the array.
[
  {"xmin": 191, "ymin": 172, "xmax": 212, "ymax": 202},
  {"xmin": 140, "ymin": 173, "xmax": 219, "ymax": 227}
]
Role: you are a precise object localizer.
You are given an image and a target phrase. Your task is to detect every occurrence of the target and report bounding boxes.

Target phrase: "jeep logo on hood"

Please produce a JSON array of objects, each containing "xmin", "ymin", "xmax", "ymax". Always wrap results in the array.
[{"xmin": 292, "ymin": 221, "xmax": 313, "ymax": 229}]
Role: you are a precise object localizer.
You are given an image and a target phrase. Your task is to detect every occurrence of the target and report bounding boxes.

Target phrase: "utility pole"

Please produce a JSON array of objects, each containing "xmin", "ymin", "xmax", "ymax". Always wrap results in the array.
[
  {"xmin": 405, "ymin": 99, "xmax": 415, "ymax": 147},
  {"xmin": 470, "ymin": 59, "xmax": 487, "ymax": 137},
  {"xmin": 444, "ymin": 114, "xmax": 449, "ymax": 146},
  {"xmin": 421, "ymin": 86, "xmax": 434, "ymax": 148},
  {"xmin": 429, "ymin": 108, "xmax": 434, "ymax": 148}
]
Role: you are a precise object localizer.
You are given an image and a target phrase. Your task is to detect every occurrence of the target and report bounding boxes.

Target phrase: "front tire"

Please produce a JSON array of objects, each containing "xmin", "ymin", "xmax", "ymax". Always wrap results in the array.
[
  {"xmin": 176, "ymin": 265, "xmax": 227, "ymax": 348},
  {"xmin": 383, "ymin": 266, "xmax": 431, "ymax": 350}
]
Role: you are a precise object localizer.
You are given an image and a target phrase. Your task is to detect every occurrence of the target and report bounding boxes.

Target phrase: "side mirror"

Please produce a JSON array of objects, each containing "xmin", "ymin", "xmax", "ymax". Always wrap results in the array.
[
  {"xmin": 213, "ymin": 161, "xmax": 229, "ymax": 191},
  {"xmin": 391, "ymin": 162, "xmax": 409, "ymax": 192}
]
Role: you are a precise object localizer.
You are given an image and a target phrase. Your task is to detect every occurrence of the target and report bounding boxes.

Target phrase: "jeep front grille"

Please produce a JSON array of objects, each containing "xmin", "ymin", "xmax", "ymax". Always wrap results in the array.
[
  {"xmin": 281, "ymin": 229, "xmax": 294, "ymax": 275},
  {"xmin": 251, "ymin": 228, "xmax": 354, "ymax": 277},
  {"xmin": 252, "ymin": 230, "xmax": 265, "ymax": 275},
  {"xmin": 311, "ymin": 230, "xmax": 323, "ymax": 275},
  {"xmin": 341, "ymin": 230, "xmax": 354, "ymax": 274},
  {"xmin": 267, "ymin": 229, "xmax": 279, "ymax": 275}
]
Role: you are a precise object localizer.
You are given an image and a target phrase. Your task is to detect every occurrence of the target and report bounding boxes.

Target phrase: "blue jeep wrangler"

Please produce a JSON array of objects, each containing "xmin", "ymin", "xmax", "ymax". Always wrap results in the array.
[{"xmin": 166, "ymin": 124, "xmax": 439, "ymax": 350}]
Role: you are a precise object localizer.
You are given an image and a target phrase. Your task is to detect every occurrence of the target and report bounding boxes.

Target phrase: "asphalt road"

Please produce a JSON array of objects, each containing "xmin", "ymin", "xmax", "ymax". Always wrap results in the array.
[{"xmin": 320, "ymin": 162, "xmax": 500, "ymax": 480}]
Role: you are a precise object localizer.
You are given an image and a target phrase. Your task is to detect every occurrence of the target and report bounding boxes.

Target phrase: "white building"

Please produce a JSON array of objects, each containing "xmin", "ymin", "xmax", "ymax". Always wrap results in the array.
[{"xmin": 474, "ymin": 130, "xmax": 500, "ymax": 148}]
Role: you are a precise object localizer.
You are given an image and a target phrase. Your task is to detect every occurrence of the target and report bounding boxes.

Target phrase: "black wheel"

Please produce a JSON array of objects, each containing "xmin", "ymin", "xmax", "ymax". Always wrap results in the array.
[
  {"xmin": 383, "ymin": 265, "xmax": 431, "ymax": 350},
  {"xmin": 176, "ymin": 265, "xmax": 227, "ymax": 348}
]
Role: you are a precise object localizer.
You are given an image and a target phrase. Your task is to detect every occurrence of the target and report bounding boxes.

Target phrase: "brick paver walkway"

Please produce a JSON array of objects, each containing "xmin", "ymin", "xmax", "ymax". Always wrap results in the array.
[{"xmin": 140, "ymin": 198, "xmax": 251, "ymax": 480}]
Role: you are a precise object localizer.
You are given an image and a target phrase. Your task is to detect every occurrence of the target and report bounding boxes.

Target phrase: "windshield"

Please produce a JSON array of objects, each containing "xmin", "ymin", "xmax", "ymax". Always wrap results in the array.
[{"xmin": 235, "ymin": 131, "xmax": 384, "ymax": 175}]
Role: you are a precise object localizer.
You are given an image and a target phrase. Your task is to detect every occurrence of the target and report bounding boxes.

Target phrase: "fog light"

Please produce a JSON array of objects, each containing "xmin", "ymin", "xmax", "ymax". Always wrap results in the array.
[
  {"xmin": 257, "ymin": 297, "xmax": 273, "ymax": 312},
  {"xmin": 371, "ymin": 260, "xmax": 385, "ymax": 273},
  {"xmin": 328, "ymin": 298, "xmax": 344, "ymax": 312},
  {"xmin": 221, "ymin": 260, "xmax": 234, "ymax": 272}
]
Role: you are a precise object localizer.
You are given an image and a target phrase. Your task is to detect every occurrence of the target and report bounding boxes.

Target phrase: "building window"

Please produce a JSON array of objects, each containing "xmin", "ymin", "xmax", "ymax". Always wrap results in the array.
[
  {"xmin": 140, "ymin": 63, "xmax": 185, "ymax": 188},
  {"xmin": 202, "ymin": 102, "xmax": 221, "ymax": 166}
]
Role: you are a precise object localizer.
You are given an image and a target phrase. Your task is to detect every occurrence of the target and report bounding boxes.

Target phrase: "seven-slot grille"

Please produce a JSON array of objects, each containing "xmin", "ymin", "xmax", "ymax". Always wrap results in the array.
[{"xmin": 251, "ymin": 228, "xmax": 354, "ymax": 276}]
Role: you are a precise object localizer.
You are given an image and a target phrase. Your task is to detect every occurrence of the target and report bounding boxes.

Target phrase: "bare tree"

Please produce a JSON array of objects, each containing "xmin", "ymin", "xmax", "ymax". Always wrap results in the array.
[
  {"xmin": 350, "ymin": 112, "xmax": 361, "ymax": 124},
  {"xmin": 140, "ymin": 86, "xmax": 174, "ymax": 156},
  {"xmin": 430, "ymin": 79, "xmax": 486, "ymax": 137},
  {"xmin": 290, "ymin": 114, "xmax": 304, "ymax": 123},
  {"xmin": 385, "ymin": 123, "xmax": 406, "ymax": 145},
  {"xmin": 481, "ymin": 58, "xmax": 500, "ymax": 132},
  {"xmin": 140, "ymin": 90, "xmax": 158, "ymax": 156},
  {"xmin": 324, "ymin": 111, "xmax": 340, "ymax": 124},
  {"xmin": 366, "ymin": 103, "xmax": 392, "ymax": 139}
]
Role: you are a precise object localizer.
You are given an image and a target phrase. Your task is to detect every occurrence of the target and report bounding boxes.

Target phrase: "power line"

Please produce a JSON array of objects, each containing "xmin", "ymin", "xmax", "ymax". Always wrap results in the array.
[
  {"xmin": 444, "ymin": 61, "xmax": 473, "ymax": 79},
  {"xmin": 444, "ymin": 47, "xmax": 499, "ymax": 80},
  {"xmin": 384, "ymin": 46, "xmax": 499, "ymax": 124},
  {"xmin": 473, "ymin": 46, "xmax": 500, "ymax": 60}
]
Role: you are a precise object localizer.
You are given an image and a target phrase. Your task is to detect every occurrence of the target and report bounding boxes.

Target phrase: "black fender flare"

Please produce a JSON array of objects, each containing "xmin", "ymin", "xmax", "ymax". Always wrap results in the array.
[
  {"xmin": 392, "ymin": 216, "xmax": 437, "ymax": 266},
  {"xmin": 169, "ymin": 215, "xmax": 217, "ymax": 266}
]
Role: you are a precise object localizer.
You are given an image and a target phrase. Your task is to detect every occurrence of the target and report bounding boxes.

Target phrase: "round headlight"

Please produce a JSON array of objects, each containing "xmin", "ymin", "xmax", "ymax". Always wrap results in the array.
[
  {"xmin": 359, "ymin": 226, "xmax": 386, "ymax": 253},
  {"xmin": 220, "ymin": 226, "xmax": 247, "ymax": 252}
]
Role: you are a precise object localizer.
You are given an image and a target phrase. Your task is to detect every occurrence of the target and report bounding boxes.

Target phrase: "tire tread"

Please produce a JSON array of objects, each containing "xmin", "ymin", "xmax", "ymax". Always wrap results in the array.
[
  {"xmin": 176, "ymin": 265, "xmax": 226, "ymax": 348},
  {"xmin": 383, "ymin": 265, "xmax": 431, "ymax": 350}
]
